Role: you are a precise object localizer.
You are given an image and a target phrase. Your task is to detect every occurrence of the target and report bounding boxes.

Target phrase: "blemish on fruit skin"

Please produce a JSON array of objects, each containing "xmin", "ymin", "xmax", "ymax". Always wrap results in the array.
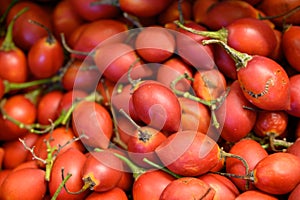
[{"xmin": 241, "ymin": 78, "xmax": 273, "ymax": 98}]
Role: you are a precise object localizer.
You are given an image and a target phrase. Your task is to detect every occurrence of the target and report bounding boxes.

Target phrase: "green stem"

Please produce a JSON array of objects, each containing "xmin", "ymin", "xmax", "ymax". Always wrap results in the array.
[
  {"xmin": 0, "ymin": 0, "xmax": 19, "ymax": 38},
  {"xmin": 113, "ymin": 152, "xmax": 146, "ymax": 180},
  {"xmin": 28, "ymin": 19, "xmax": 55, "ymax": 44},
  {"xmin": 170, "ymin": 73, "xmax": 230, "ymax": 129},
  {"xmin": 51, "ymin": 169, "xmax": 72, "ymax": 200},
  {"xmin": 202, "ymin": 39, "xmax": 252, "ymax": 70},
  {"xmin": 1, "ymin": 7, "xmax": 28, "ymax": 51},
  {"xmin": 143, "ymin": 158, "xmax": 182, "ymax": 179},
  {"xmin": 221, "ymin": 150, "xmax": 251, "ymax": 190},
  {"xmin": 174, "ymin": 20, "xmax": 229, "ymax": 43},
  {"xmin": 0, "ymin": 91, "xmax": 102, "ymax": 134},
  {"xmin": 60, "ymin": 33, "xmax": 91, "ymax": 56},
  {"xmin": 4, "ymin": 75, "xmax": 61, "ymax": 94},
  {"xmin": 268, "ymin": 133, "xmax": 293, "ymax": 152}
]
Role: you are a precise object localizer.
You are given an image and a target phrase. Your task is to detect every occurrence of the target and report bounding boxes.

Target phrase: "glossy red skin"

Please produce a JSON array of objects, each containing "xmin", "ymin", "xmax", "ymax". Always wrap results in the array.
[
  {"xmin": 0, "ymin": 0, "xmax": 14, "ymax": 15},
  {"xmin": 155, "ymin": 130, "xmax": 220, "ymax": 177},
  {"xmin": 0, "ymin": 95, "xmax": 36, "ymax": 141},
  {"xmin": 226, "ymin": 138, "xmax": 268, "ymax": 191},
  {"xmin": 135, "ymin": 27, "xmax": 175, "ymax": 63},
  {"xmin": 240, "ymin": 0, "xmax": 262, "ymax": 5},
  {"xmin": 69, "ymin": 0, "xmax": 120, "ymax": 21},
  {"xmin": 0, "ymin": 78, "xmax": 5, "ymax": 99},
  {"xmin": 56, "ymin": 89, "xmax": 88, "ymax": 116},
  {"xmin": 176, "ymin": 21, "xmax": 215, "ymax": 70},
  {"xmin": 237, "ymin": 55, "xmax": 290, "ymax": 111},
  {"xmin": 216, "ymin": 80, "xmax": 257, "ymax": 142},
  {"xmin": 282, "ymin": 25, "xmax": 300, "ymax": 72},
  {"xmin": 0, "ymin": 170, "xmax": 11, "ymax": 187},
  {"xmin": 158, "ymin": 0, "xmax": 192, "ymax": 25},
  {"xmin": 270, "ymin": 29, "xmax": 284, "ymax": 62},
  {"xmin": 192, "ymin": 68, "xmax": 227, "ymax": 101},
  {"xmin": 132, "ymin": 81, "xmax": 181, "ymax": 133},
  {"xmin": 33, "ymin": 127, "xmax": 85, "ymax": 168},
  {"xmin": 235, "ymin": 190, "xmax": 278, "ymax": 200},
  {"xmin": 0, "ymin": 147, "xmax": 4, "ymax": 169},
  {"xmin": 37, "ymin": 90, "xmax": 64, "ymax": 125},
  {"xmin": 62, "ymin": 59, "xmax": 100, "ymax": 92},
  {"xmin": 119, "ymin": 0, "xmax": 173, "ymax": 17},
  {"xmin": 127, "ymin": 126, "xmax": 167, "ymax": 168},
  {"xmin": 49, "ymin": 147, "xmax": 89, "ymax": 200},
  {"xmin": 85, "ymin": 188, "xmax": 128, "ymax": 200},
  {"xmin": 28, "ymin": 36, "xmax": 64, "ymax": 79},
  {"xmin": 52, "ymin": 0, "xmax": 85, "ymax": 40},
  {"xmin": 289, "ymin": 182, "xmax": 300, "ymax": 200},
  {"xmin": 81, "ymin": 150, "xmax": 124, "ymax": 192},
  {"xmin": 253, "ymin": 152, "xmax": 300, "ymax": 195},
  {"xmin": 156, "ymin": 57, "xmax": 193, "ymax": 92},
  {"xmin": 72, "ymin": 101, "xmax": 113, "ymax": 149},
  {"xmin": 213, "ymin": 45, "xmax": 238, "ymax": 80},
  {"xmin": 257, "ymin": 0, "xmax": 300, "ymax": 28},
  {"xmin": 0, "ymin": 168, "xmax": 47, "ymax": 200},
  {"xmin": 96, "ymin": 78, "xmax": 115, "ymax": 108},
  {"xmin": 69, "ymin": 19, "xmax": 128, "ymax": 60},
  {"xmin": 94, "ymin": 42, "xmax": 152, "ymax": 83},
  {"xmin": 12, "ymin": 160, "xmax": 39, "ymax": 171},
  {"xmin": 0, "ymin": 47, "xmax": 28, "ymax": 83},
  {"xmin": 106, "ymin": 148, "xmax": 134, "ymax": 191},
  {"xmin": 253, "ymin": 110, "xmax": 288, "ymax": 138},
  {"xmin": 115, "ymin": 116, "xmax": 138, "ymax": 146},
  {"xmin": 2, "ymin": 133, "xmax": 39, "ymax": 169},
  {"xmin": 178, "ymin": 97, "xmax": 211, "ymax": 134},
  {"xmin": 6, "ymin": 1, "xmax": 52, "ymax": 51},
  {"xmin": 133, "ymin": 170, "xmax": 176, "ymax": 200},
  {"xmin": 192, "ymin": 0, "xmax": 218, "ymax": 25},
  {"xmin": 226, "ymin": 17, "xmax": 277, "ymax": 57},
  {"xmin": 111, "ymin": 84, "xmax": 141, "ymax": 123},
  {"xmin": 287, "ymin": 138, "xmax": 300, "ymax": 158},
  {"xmin": 202, "ymin": 0, "xmax": 259, "ymax": 30},
  {"xmin": 198, "ymin": 173, "xmax": 240, "ymax": 200},
  {"xmin": 286, "ymin": 74, "xmax": 300, "ymax": 117},
  {"xmin": 160, "ymin": 177, "xmax": 215, "ymax": 200}
]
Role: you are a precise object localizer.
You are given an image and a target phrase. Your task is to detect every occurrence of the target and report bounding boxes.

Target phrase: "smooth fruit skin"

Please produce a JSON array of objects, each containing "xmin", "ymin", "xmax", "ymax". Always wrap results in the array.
[
  {"xmin": 37, "ymin": 90, "xmax": 64, "ymax": 125},
  {"xmin": 132, "ymin": 81, "xmax": 181, "ymax": 133},
  {"xmin": 135, "ymin": 27, "xmax": 175, "ymax": 63},
  {"xmin": 286, "ymin": 74, "xmax": 300, "ymax": 117},
  {"xmin": 6, "ymin": 1, "xmax": 52, "ymax": 51},
  {"xmin": 49, "ymin": 147, "xmax": 89, "ymax": 200},
  {"xmin": 226, "ymin": 17, "xmax": 277, "ymax": 57},
  {"xmin": 216, "ymin": 80, "xmax": 257, "ymax": 142},
  {"xmin": 85, "ymin": 188, "xmax": 128, "ymax": 200},
  {"xmin": 235, "ymin": 190, "xmax": 278, "ymax": 200},
  {"xmin": 253, "ymin": 152, "xmax": 300, "ymax": 195},
  {"xmin": 155, "ymin": 130, "xmax": 220, "ymax": 177},
  {"xmin": 69, "ymin": 0, "xmax": 120, "ymax": 21},
  {"xmin": 0, "ymin": 168, "xmax": 47, "ymax": 200},
  {"xmin": 119, "ymin": 0, "xmax": 173, "ymax": 17},
  {"xmin": 127, "ymin": 126, "xmax": 167, "ymax": 168},
  {"xmin": 133, "ymin": 170, "xmax": 176, "ymax": 200},
  {"xmin": 0, "ymin": 95, "xmax": 36, "ymax": 141},
  {"xmin": 28, "ymin": 36, "xmax": 64, "ymax": 79},
  {"xmin": 289, "ymin": 182, "xmax": 300, "ymax": 200},
  {"xmin": 81, "ymin": 150, "xmax": 124, "ymax": 192},
  {"xmin": 0, "ymin": 47, "xmax": 28, "ymax": 83},
  {"xmin": 226, "ymin": 138, "xmax": 268, "ymax": 191},
  {"xmin": 282, "ymin": 25, "xmax": 300, "ymax": 72},
  {"xmin": 72, "ymin": 101, "xmax": 113, "ymax": 149}
]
